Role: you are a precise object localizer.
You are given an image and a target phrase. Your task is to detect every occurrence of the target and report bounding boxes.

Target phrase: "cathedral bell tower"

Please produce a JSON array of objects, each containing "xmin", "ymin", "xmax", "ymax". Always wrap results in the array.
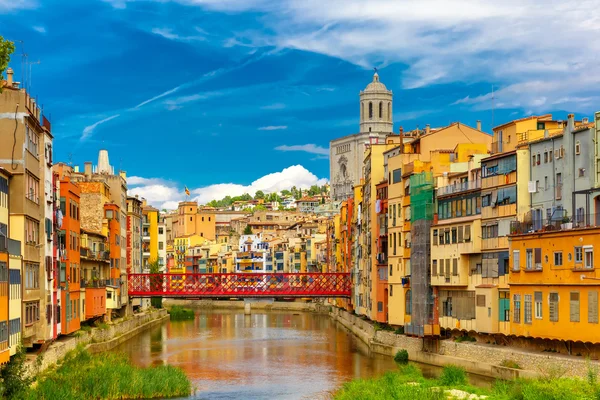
[{"xmin": 359, "ymin": 72, "xmax": 393, "ymax": 134}]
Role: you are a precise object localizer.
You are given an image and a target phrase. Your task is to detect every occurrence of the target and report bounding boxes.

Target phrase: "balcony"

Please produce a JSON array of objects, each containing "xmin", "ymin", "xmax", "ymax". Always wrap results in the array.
[
  {"xmin": 510, "ymin": 213, "xmax": 600, "ymax": 235},
  {"xmin": 376, "ymin": 252, "xmax": 388, "ymax": 266},
  {"xmin": 81, "ymin": 278, "xmax": 107, "ymax": 288},
  {"xmin": 80, "ymin": 248, "xmax": 110, "ymax": 262},
  {"xmin": 437, "ymin": 179, "xmax": 481, "ymax": 197},
  {"xmin": 377, "ymin": 266, "xmax": 388, "ymax": 282}
]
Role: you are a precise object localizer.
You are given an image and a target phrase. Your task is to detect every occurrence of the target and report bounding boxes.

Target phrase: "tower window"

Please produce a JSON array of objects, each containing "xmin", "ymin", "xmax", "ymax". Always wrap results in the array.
[
  {"xmin": 388, "ymin": 102, "xmax": 391, "ymax": 121},
  {"xmin": 369, "ymin": 102, "xmax": 373, "ymax": 119},
  {"xmin": 379, "ymin": 102, "xmax": 383, "ymax": 118},
  {"xmin": 361, "ymin": 103, "xmax": 364, "ymax": 120}
]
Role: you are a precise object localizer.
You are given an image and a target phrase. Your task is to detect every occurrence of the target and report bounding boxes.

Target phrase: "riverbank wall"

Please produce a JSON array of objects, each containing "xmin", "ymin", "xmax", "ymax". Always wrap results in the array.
[
  {"xmin": 26, "ymin": 309, "xmax": 168, "ymax": 375},
  {"xmin": 329, "ymin": 307, "xmax": 599, "ymax": 380},
  {"xmin": 163, "ymin": 299, "xmax": 331, "ymax": 313}
]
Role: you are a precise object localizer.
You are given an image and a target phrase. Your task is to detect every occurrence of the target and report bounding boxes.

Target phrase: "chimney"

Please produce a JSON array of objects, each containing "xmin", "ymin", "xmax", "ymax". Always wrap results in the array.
[
  {"xmin": 567, "ymin": 113, "xmax": 575, "ymax": 132},
  {"xmin": 399, "ymin": 126, "xmax": 404, "ymax": 136},
  {"xmin": 84, "ymin": 162, "xmax": 92, "ymax": 178},
  {"xmin": 476, "ymin": 120, "xmax": 482, "ymax": 131},
  {"xmin": 6, "ymin": 68, "xmax": 13, "ymax": 87},
  {"xmin": 425, "ymin": 124, "xmax": 430, "ymax": 135}
]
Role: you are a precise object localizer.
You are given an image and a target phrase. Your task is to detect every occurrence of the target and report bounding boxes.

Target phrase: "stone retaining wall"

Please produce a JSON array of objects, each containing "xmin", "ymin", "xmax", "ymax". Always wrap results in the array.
[
  {"xmin": 329, "ymin": 307, "xmax": 598, "ymax": 380},
  {"xmin": 163, "ymin": 299, "xmax": 331, "ymax": 313},
  {"xmin": 27, "ymin": 309, "xmax": 168, "ymax": 375}
]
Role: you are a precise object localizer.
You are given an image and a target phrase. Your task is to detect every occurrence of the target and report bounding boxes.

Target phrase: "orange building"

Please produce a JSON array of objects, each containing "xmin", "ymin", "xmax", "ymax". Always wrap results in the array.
[
  {"xmin": 375, "ymin": 180, "xmax": 389, "ymax": 322},
  {"xmin": 58, "ymin": 178, "xmax": 81, "ymax": 334},
  {"xmin": 104, "ymin": 203, "xmax": 122, "ymax": 312},
  {"xmin": 509, "ymin": 224, "xmax": 600, "ymax": 345}
]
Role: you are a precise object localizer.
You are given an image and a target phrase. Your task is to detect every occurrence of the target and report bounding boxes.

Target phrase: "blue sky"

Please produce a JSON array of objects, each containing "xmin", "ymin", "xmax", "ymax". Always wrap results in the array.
[{"xmin": 1, "ymin": 0, "xmax": 598, "ymax": 208}]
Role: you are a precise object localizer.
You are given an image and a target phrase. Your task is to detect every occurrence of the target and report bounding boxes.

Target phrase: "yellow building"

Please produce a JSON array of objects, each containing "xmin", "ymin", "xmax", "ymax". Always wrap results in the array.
[
  {"xmin": 173, "ymin": 201, "xmax": 216, "ymax": 241},
  {"xmin": 142, "ymin": 205, "xmax": 159, "ymax": 270},
  {"xmin": 0, "ymin": 168, "xmax": 11, "ymax": 364},
  {"xmin": 509, "ymin": 225, "xmax": 600, "ymax": 345}
]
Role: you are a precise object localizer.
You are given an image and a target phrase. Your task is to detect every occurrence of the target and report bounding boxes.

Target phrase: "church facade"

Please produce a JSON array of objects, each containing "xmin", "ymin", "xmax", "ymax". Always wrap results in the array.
[{"xmin": 330, "ymin": 72, "xmax": 393, "ymax": 201}]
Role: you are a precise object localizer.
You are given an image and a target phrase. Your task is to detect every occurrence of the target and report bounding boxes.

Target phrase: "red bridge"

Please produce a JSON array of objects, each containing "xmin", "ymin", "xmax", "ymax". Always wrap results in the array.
[{"xmin": 128, "ymin": 273, "xmax": 352, "ymax": 298}]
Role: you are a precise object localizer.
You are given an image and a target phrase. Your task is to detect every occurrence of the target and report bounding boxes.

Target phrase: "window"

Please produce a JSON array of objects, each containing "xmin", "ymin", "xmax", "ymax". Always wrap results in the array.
[
  {"xmin": 159, "ymin": 242, "xmax": 164, "ymax": 250},
  {"xmin": 512, "ymin": 250, "xmax": 520, "ymax": 271},
  {"xmin": 390, "ymin": 284, "xmax": 393, "ymax": 297},
  {"xmin": 392, "ymin": 168, "xmax": 402, "ymax": 184},
  {"xmin": 452, "ymin": 258, "xmax": 458, "ymax": 276},
  {"xmin": 432, "ymin": 260, "xmax": 437, "ymax": 276},
  {"xmin": 26, "ymin": 172, "xmax": 39, "ymax": 204},
  {"xmin": 190, "ymin": 217, "xmax": 192, "ymax": 222},
  {"xmin": 405, "ymin": 290, "xmax": 412, "ymax": 315},
  {"xmin": 464, "ymin": 224, "xmax": 471, "ymax": 241},
  {"xmin": 513, "ymin": 294, "xmax": 521, "ymax": 323},
  {"xmin": 525, "ymin": 249, "xmax": 532, "ymax": 270},
  {"xmin": 433, "ymin": 229, "xmax": 438, "ymax": 245},
  {"xmin": 451, "ymin": 228, "xmax": 457, "ymax": 243},
  {"xmin": 575, "ymin": 141, "xmax": 581, "ymax": 155},
  {"xmin": 26, "ymin": 125, "xmax": 39, "ymax": 156},
  {"xmin": 575, "ymin": 246, "xmax": 583, "ymax": 264},
  {"xmin": 158, "ymin": 227, "xmax": 164, "ymax": 235},
  {"xmin": 25, "ymin": 301, "xmax": 40, "ymax": 325},
  {"xmin": 377, "ymin": 301, "xmax": 383, "ymax": 312},
  {"xmin": 585, "ymin": 246, "xmax": 593, "ymax": 269},
  {"xmin": 476, "ymin": 295, "xmax": 486, "ymax": 307},
  {"xmin": 589, "ymin": 291, "xmax": 598, "ymax": 324},
  {"xmin": 549, "ymin": 292, "xmax": 559, "ymax": 322},
  {"xmin": 544, "ymin": 152, "xmax": 548, "ymax": 163},
  {"xmin": 534, "ymin": 292, "xmax": 542, "ymax": 319},
  {"xmin": 524, "ymin": 294, "xmax": 532, "ymax": 324},
  {"xmin": 368, "ymin": 102, "xmax": 373, "ymax": 119},
  {"xmin": 499, "ymin": 291, "xmax": 510, "ymax": 321},
  {"xmin": 554, "ymin": 252, "xmax": 563, "ymax": 267},
  {"xmin": 378, "ymin": 101, "xmax": 383, "ymax": 119},
  {"xmin": 570, "ymin": 292, "xmax": 580, "ymax": 322},
  {"xmin": 25, "ymin": 263, "xmax": 39, "ymax": 289}
]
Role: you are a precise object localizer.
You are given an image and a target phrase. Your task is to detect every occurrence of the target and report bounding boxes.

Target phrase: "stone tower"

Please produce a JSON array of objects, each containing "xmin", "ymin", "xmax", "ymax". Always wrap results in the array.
[
  {"xmin": 330, "ymin": 72, "xmax": 393, "ymax": 201},
  {"xmin": 359, "ymin": 72, "xmax": 393, "ymax": 134}
]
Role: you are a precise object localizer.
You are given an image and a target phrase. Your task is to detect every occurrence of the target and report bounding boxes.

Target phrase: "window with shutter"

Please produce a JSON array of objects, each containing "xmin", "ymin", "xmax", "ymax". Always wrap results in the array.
[
  {"xmin": 589, "ymin": 291, "xmax": 598, "ymax": 324},
  {"xmin": 534, "ymin": 291, "xmax": 543, "ymax": 319},
  {"xmin": 513, "ymin": 250, "xmax": 520, "ymax": 271},
  {"xmin": 452, "ymin": 259, "xmax": 458, "ymax": 276},
  {"xmin": 513, "ymin": 294, "xmax": 521, "ymax": 323},
  {"xmin": 457, "ymin": 226, "xmax": 463, "ymax": 242},
  {"xmin": 526, "ymin": 249, "xmax": 533, "ymax": 270},
  {"xmin": 476, "ymin": 294, "xmax": 486, "ymax": 307},
  {"xmin": 433, "ymin": 229, "xmax": 438, "ymax": 245},
  {"xmin": 549, "ymin": 292, "xmax": 559, "ymax": 322},
  {"xmin": 570, "ymin": 292, "xmax": 580, "ymax": 322},
  {"xmin": 445, "ymin": 259, "xmax": 451, "ymax": 277},
  {"xmin": 432, "ymin": 260, "xmax": 437, "ymax": 276},
  {"xmin": 534, "ymin": 248, "xmax": 542, "ymax": 270},
  {"xmin": 464, "ymin": 225, "xmax": 471, "ymax": 241}
]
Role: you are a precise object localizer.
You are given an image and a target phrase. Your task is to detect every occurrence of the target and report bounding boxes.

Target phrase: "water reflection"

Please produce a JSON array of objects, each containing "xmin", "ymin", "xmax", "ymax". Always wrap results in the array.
[{"xmin": 113, "ymin": 310, "xmax": 490, "ymax": 399}]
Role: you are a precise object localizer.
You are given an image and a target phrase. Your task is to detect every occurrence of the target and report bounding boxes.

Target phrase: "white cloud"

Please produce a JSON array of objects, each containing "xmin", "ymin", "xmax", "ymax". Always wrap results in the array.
[
  {"xmin": 0, "ymin": 0, "xmax": 36, "ymax": 12},
  {"xmin": 115, "ymin": 0, "xmax": 600, "ymax": 112},
  {"xmin": 151, "ymin": 27, "xmax": 207, "ymax": 42},
  {"xmin": 81, "ymin": 114, "xmax": 120, "ymax": 141},
  {"xmin": 275, "ymin": 144, "xmax": 329, "ymax": 155},
  {"xmin": 258, "ymin": 125, "xmax": 287, "ymax": 131},
  {"xmin": 32, "ymin": 25, "xmax": 46, "ymax": 34},
  {"xmin": 260, "ymin": 103, "xmax": 286, "ymax": 110},
  {"xmin": 134, "ymin": 86, "xmax": 180, "ymax": 109},
  {"xmin": 127, "ymin": 165, "xmax": 327, "ymax": 209}
]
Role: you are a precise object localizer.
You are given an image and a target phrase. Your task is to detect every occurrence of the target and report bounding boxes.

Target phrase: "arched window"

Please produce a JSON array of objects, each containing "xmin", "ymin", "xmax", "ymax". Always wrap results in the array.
[
  {"xmin": 405, "ymin": 290, "xmax": 412, "ymax": 315},
  {"xmin": 379, "ymin": 101, "xmax": 383, "ymax": 118},
  {"xmin": 368, "ymin": 102, "xmax": 373, "ymax": 119},
  {"xmin": 388, "ymin": 102, "xmax": 391, "ymax": 121},
  {"xmin": 361, "ymin": 102, "xmax": 364, "ymax": 120}
]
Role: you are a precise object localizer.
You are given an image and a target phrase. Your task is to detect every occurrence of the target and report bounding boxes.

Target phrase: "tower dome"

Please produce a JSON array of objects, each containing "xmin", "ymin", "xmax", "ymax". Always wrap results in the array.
[{"xmin": 359, "ymin": 72, "xmax": 393, "ymax": 134}]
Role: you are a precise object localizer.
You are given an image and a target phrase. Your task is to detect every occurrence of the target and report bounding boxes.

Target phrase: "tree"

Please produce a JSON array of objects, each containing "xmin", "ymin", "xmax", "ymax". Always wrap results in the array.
[
  {"xmin": 280, "ymin": 189, "xmax": 291, "ymax": 197},
  {"xmin": 0, "ymin": 345, "xmax": 33, "ymax": 398},
  {"xmin": 308, "ymin": 185, "xmax": 320, "ymax": 196},
  {"xmin": 0, "ymin": 36, "xmax": 15, "ymax": 93},
  {"xmin": 147, "ymin": 260, "xmax": 163, "ymax": 308},
  {"xmin": 254, "ymin": 190, "xmax": 265, "ymax": 200},
  {"xmin": 243, "ymin": 225, "xmax": 253, "ymax": 235},
  {"xmin": 240, "ymin": 193, "xmax": 252, "ymax": 201}
]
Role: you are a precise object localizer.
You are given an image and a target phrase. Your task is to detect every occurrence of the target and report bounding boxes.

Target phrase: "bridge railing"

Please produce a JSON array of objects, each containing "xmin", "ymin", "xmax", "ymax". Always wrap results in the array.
[{"xmin": 128, "ymin": 272, "xmax": 352, "ymax": 298}]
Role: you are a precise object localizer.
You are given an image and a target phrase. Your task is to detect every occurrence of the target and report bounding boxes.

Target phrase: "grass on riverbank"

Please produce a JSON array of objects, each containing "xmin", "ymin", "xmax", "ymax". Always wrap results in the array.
[
  {"xmin": 334, "ymin": 363, "xmax": 600, "ymax": 400},
  {"xmin": 22, "ymin": 347, "xmax": 191, "ymax": 400},
  {"xmin": 169, "ymin": 305, "xmax": 195, "ymax": 321}
]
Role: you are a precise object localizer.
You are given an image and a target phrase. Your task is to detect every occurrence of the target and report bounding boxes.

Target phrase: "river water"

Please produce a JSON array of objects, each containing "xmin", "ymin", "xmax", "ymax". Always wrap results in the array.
[{"xmin": 113, "ymin": 309, "xmax": 491, "ymax": 399}]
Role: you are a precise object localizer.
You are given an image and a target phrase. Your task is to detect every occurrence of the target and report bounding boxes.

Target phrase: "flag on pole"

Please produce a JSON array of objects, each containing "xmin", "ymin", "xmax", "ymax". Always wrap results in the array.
[{"xmin": 185, "ymin": 186, "xmax": 190, "ymax": 196}]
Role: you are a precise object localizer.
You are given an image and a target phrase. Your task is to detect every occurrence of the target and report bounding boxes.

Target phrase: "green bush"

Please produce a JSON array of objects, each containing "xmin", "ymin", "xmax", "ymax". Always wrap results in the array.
[
  {"xmin": 394, "ymin": 349, "xmax": 409, "ymax": 364},
  {"xmin": 395, "ymin": 326, "xmax": 404, "ymax": 335},
  {"xmin": 439, "ymin": 365, "xmax": 467, "ymax": 386},
  {"xmin": 169, "ymin": 306, "xmax": 195, "ymax": 321},
  {"xmin": 26, "ymin": 348, "xmax": 191, "ymax": 399},
  {"xmin": 0, "ymin": 345, "xmax": 32, "ymax": 399},
  {"xmin": 454, "ymin": 335, "xmax": 476, "ymax": 343},
  {"xmin": 500, "ymin": 359, "xmax": 521, "ymax": 369}
]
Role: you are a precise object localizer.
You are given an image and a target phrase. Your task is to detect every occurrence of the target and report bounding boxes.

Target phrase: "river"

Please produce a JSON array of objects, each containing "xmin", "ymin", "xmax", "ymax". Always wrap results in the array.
[{"xmin": 113, "ymin": 309, "xmax": 491, "ymax": 399}]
